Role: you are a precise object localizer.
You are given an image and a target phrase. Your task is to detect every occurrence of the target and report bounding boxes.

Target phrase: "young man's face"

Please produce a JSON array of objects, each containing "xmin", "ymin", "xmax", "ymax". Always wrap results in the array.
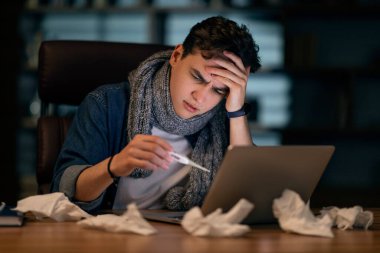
[{"xmin": 169, "ymin": 45, "xmax": 228, "ymax": 119}]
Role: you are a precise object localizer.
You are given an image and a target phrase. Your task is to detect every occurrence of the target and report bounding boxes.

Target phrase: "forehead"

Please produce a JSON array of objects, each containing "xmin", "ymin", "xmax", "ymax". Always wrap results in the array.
[
  {"xmin": 184, "ymin": 49, "xmax": 226, "ymax": 69},
  {"xmin": 183, "ymin": 50, "xmax": 228, "ymax": 88},
  {"xmin": 200, "ymin": 50, "xmax": 230, "ymax": 62}
]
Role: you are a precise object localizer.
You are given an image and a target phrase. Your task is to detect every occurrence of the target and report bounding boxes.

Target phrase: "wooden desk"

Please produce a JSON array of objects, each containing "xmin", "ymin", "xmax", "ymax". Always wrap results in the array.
[{"xmin": 1, "ymin": 209, "xmax": 379, "ymax": 253}]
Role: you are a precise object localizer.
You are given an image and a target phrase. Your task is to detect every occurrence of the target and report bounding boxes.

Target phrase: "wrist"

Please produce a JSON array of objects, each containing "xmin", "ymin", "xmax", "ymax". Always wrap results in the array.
[
  {"xmin": 107, "ymin": 155, "xmax": 119, "ymax": 186},
  {"xmin": 226, "ymin": 103, "xmax": 251, "ymax": 118}
]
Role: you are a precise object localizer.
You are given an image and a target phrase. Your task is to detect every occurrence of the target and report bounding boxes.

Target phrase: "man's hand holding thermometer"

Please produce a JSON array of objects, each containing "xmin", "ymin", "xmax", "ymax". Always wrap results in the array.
[{"xmin": 169, "ymin": 152, "xmax": 210, "ymax": 173}]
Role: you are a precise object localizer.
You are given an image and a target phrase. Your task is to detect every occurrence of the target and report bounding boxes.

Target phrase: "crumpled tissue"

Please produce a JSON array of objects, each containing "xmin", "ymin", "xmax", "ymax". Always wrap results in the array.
[
  {"xmin": 319, "ymin": 205, "xmax": 374, "ymax": 230},
  {"xmin": 181, "ymin": 198, "xmax": 254, "ymax": 237},
  {"xmin": 13, "ymin": 192, "xmax": 91, "ymax": 221},
  {"xmin": 77, "ymin": 203, "xmax": 157, "ymax": 235},
  {"xmin": 273, "ymin": 189, "xmax": 334, "ymax": 238},
  {"xmin": 273, "ymin": 189, "xmax": 374, "ymax": 238}
]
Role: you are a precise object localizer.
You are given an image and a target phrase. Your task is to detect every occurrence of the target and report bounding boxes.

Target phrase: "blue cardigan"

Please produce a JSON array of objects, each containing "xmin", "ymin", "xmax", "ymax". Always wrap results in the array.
[{"xmin": 51, "ymin": 82, "xmax": 130, "ymax": 212}]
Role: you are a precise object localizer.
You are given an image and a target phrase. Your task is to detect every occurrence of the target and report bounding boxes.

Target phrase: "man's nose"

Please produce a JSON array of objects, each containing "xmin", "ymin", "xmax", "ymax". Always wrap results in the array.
[{"xmin": 192, "ymin": 86, "xmax": 209, "ymax": 104}]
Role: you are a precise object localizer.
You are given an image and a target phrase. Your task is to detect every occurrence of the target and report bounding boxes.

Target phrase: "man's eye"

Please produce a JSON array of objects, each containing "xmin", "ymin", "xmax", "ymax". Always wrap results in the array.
[
  {"xmin": 214, "ymin": 88, "xmax": 227, "ymax": 96},
  {"xmin": 192, "ymin": 74, "xmax": 202, "ymax": 82}
]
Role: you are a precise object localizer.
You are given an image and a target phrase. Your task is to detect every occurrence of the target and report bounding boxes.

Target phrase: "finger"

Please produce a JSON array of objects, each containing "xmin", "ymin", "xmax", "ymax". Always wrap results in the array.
[
  {"xmin": 223, "ymin": 50, "xmax": 246, "ymax": 73},
  {"xmin": 135, "ymin": 134, "xmax": 173, "ymax": 152},
  {"xmin": 212, "ymin": 74, "xmax": 242, "ymax": 92},
  {"xmin": 207, "ymin": 66, "xmax": 247, "ymax": 86},
  {"xmin": 131, "ymin": 140, "xmax": 172, "ymax": 163},
  {"xmin": 209, "ymin": 59, "xmax": 247, "ymax": 82},
  {"xmin": 137, "ymin": 149, "xmax": 171, "ymax": 169},
  {"xmin": 211, "ymin": 73, "xmax": 246, "ymax": 105},
  {"xmin": 132, "ymin": 135, "xmax": 173, "ymax": 160},
  {"xmin": 128, "ymin": 148, "xmax": 170, "ymax": 170},
  {"xmin": 208, "ymin": 54, "xmax": 249, "ymax": 84}
]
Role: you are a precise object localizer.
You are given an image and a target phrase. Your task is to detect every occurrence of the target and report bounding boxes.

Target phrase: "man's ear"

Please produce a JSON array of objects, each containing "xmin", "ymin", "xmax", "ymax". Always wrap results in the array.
[{"xmin": 169, "ymin": 44, "xmax": 183, "ymax": 67}]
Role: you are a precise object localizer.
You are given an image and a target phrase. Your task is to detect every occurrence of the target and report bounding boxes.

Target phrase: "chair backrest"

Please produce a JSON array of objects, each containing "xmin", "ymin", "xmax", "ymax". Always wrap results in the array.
[{"xmin": 37, "ymin": 40, "xmax": 172, "ymax": 193}]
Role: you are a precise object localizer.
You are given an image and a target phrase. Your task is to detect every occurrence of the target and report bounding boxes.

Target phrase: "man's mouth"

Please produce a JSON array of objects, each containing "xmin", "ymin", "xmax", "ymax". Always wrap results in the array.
[{"xmin": 183, "ymin": 100, "xmax": 199, "ymax": 113}]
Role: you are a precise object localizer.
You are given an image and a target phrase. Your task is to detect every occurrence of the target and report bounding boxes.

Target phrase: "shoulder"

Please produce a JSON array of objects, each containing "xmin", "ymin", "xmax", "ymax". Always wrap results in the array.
[
  {"xmin": 87, "ymin": 81, "xmax": 130, "ymax": 107},
  {"xmin": 88, "ymin": 81, "xmax": 129, "ymax": 100}
]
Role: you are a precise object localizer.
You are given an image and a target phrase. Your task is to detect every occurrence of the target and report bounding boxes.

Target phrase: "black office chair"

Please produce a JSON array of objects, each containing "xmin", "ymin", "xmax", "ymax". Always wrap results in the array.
[{"xmin": 37, "ymin": 40, "xmax": 172, "ymax": 194}]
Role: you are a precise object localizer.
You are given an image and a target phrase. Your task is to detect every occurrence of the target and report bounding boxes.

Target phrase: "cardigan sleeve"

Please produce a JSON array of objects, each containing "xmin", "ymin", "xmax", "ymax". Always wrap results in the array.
[{"xmin": 51, "ymin": 82, "xmax": 129, "ymax": 212}]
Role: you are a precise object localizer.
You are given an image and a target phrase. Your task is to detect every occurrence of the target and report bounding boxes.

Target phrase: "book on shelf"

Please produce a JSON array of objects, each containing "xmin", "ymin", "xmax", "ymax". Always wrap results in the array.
[{"xmin": 0, "ymin": 202, "xmax": 24, "ymax": 227}]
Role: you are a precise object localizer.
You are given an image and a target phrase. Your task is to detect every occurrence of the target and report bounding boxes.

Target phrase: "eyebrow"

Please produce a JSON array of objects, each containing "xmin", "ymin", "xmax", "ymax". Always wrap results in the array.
[
  {"xmin": 191, "ymin": 67, "xmax": 229, "ymax": 93},
  {"xmin": 191, "ymin": 68, "xmax": 210, "ymax": 84}
]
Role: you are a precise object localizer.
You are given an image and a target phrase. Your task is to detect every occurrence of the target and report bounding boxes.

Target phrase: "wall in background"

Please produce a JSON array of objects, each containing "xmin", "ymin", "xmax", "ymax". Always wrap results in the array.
[{"xmin": 12, "ymin": 0, "xmax": 380, "ymax": 207}]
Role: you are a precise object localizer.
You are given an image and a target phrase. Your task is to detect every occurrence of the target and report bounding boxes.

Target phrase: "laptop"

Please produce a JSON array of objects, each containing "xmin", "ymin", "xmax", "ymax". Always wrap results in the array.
[{"xmin": 140, "ymin": 145, "xmax": 335, "ymax": 225}]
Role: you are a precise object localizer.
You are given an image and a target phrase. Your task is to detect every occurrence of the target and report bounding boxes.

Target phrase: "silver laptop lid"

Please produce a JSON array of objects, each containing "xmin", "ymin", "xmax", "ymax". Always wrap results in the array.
[{"xmin": 201, "ymin": 145, "xmax": 335, "ymax": 224}]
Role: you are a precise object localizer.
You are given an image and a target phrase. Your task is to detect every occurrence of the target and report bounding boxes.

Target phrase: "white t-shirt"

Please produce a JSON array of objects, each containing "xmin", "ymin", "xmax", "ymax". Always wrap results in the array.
[{"xmin": 113, "ymin": 126, "xmax": 192, "ymax": 210}]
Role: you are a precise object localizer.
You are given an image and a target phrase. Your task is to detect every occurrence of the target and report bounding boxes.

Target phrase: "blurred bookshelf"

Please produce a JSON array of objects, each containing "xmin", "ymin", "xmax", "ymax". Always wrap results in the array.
[{"xmin": 15, "ymin": 0, "xmax": 380, "ymax": 206}]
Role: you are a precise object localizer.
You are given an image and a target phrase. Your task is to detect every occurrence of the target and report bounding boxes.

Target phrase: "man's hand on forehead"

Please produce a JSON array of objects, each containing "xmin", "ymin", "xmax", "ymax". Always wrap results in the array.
[{"xmin": 205, "ymin": 50, "xmax": 250, "ymax": 112}]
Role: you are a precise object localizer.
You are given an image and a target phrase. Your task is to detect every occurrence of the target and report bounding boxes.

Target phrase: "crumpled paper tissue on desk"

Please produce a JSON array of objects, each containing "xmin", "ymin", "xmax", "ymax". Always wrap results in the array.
[
  {"xmin": 77, "ymin": 203, "xmax": 157, "ymax": 235},
  {"xmin": 181, "ymin": 198, "xmax": 254, "ymax": 237},
  {"xmin": 273, "ymin": 189, "xmax": 334, "ymax": 238},
  {"xmin": 319, "ymin": 205, "xmax": 374, "ymax": 230},
  {"xmin": 13, "ymin": 192, "xmax": 91, "ymax": 221},
  {"xmin": 273, "ymin": 189, "xmax": 374, "ymax": 238}
]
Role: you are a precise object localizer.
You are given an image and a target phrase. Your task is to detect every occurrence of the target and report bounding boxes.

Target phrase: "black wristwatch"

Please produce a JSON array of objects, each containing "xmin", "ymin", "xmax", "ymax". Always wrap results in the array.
[{"xmin": 226, "ymin": 103, "xmax": 251, "ymax": 118}]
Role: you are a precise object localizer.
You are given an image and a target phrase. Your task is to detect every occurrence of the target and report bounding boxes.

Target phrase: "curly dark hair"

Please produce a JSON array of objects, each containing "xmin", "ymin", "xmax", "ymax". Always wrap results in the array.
[{"xmin": 181, "ymin": 16, "xmax": 261, "ymax": 73}]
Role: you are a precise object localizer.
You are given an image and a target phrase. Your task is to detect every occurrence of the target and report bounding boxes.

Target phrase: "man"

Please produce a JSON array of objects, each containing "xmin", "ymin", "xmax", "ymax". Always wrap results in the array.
[{"xmin": 51, "ymin": 16, "xmax": 261, "ymax": 212}]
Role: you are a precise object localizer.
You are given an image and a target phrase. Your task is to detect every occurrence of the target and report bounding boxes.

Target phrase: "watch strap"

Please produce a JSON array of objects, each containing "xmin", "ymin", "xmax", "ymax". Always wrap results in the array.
[{"xmin": 226, "ymin": 103, "xmax": 251, "ymax": 118}]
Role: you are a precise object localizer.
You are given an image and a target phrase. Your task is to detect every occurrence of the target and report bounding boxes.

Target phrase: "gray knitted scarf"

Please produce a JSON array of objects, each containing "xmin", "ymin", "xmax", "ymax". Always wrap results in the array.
[{"xmin": 127, "ymin": 50, "xmax": 228, "ymax": 210}]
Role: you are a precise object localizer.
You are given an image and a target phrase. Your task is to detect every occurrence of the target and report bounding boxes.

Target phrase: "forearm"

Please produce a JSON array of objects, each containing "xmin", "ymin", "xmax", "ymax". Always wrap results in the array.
[
  {"xmin": 229, "ymin": 116, "xmax": 254, "ymax": 146},
  {"xmin": 75, "ymin": 157, "xmax": 114, "ymax": 202}
]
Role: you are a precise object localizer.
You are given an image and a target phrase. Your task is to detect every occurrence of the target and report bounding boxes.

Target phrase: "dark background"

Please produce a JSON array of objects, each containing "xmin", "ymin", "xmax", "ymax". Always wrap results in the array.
[{"xmin": 1, "ymin": 0, "xmax": 379, "ymax": 207}]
